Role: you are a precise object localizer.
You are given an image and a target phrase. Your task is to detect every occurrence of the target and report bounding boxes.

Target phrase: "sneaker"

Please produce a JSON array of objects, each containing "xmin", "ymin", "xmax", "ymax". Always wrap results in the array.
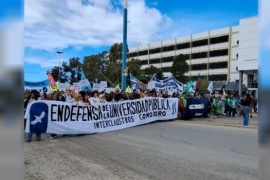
[
  {"xmin": 37, "ymin": 138, "xmax": 41, "ymax": 141},
  {"xmin": 63, "ymin": 134, "xmax": 72, "ymax": 137},
  {"xmin": 51, "ymin": 135, "xmax": 58, "ymax": 139},
  {"xmin": 26, "ymin": 139, "xmax": 31, "ymax": 142}
]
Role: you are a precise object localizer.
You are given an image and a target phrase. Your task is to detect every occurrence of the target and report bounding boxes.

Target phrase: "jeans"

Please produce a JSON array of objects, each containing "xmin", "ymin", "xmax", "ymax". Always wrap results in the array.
[
  {"xmin": 27, "ymin": 131, "xmax": 41, "ymax": 140},
  {"xmin": 243, "ymin": 106, "xmax": 250, "ymax": 126},
  {"xmin": 229, "ymin": 108, "xmax": 236, "ymax": 117}
]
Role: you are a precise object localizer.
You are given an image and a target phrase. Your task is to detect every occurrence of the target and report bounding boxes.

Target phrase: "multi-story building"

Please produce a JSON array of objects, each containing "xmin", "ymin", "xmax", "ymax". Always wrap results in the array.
[{"xmin": 128, "ymin": 16, "xmax": 258, "ymax": 93}]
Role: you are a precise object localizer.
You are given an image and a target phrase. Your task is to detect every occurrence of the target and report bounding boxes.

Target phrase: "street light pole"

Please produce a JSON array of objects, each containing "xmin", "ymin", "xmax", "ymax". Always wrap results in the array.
[
  {"xmin": 56, "ymin": 51, "xmax": 63, "ymax": 82},
  {"xmin": 121, "ymin": 0, "xmax": 128, "ymax": 90}
]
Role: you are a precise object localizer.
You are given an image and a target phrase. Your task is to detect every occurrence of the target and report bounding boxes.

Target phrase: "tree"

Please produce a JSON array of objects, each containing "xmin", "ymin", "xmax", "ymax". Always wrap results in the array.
[
  {"xmin": 126, "ymin": 58, "xmax": 143, "ymax": 86},
  {"xmin": 108, "ymin": 43, "xmax": 129, "ymax": 62},
  {"xmin": 104, "ymin": 43, "xmax": 129, "ymax": 85},
  {"xmin": 104, "ymin": 60, "xmax": 121, "ymax": 85},
  {"xmin": 143, "ymin": 65, "xmax": 159, "ymax": 81},
  {"xmin": 50, "ymin": 57, "xmax": 82, "ymax": 83},
  {"xmin": 171, "ymin": 54, "xmax": 189, "ymax": 83},
  {"xmin": 82, "ymin": 54, "xmax": 103, "ymax": 81},
  {"xmin": 127, "ymin": 58, "xmax": 142, "ymax": 77},
  {"xmin": 66, "ymin": 57, "xmax": 82, "ymax": 83},
  {"xmin": 155, "ymin": 70, "xmax": 164, "ymax": 80},
  {"xmin": 51, "ymin": 66, "xmax": 69, "ymax": 83}
]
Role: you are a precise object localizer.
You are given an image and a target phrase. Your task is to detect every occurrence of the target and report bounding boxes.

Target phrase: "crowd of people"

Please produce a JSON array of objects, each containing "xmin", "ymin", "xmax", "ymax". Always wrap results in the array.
[
  {"xmin": 178, "ymin": 91, "xmax": 258, "ymax": 119},
  {"xmin": 24, "ymin": 87, "xmax": 258, "ymax": 142}
]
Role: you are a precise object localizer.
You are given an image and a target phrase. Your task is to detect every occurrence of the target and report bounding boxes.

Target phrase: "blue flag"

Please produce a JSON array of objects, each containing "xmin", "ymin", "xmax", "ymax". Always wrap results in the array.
[
  {"xmin": 80, "ymin": 69, "xmax": 92, "ymax": 92},
  {"xmin": 130, "ymin": 74, "xmax": 146, "ymax": 90}
]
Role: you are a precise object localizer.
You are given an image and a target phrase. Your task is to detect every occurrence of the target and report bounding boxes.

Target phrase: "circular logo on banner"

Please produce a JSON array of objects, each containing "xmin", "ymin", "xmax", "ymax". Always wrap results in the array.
[{"xmin": 43, "ymin": 87, "xmax": 48, "ymax": 93}]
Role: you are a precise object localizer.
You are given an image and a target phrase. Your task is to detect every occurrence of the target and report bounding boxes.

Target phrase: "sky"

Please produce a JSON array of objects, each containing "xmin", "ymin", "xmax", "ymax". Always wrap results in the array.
[{"xmin": 23, "ymin": 0, "xmax": 260, "ymax": 83}]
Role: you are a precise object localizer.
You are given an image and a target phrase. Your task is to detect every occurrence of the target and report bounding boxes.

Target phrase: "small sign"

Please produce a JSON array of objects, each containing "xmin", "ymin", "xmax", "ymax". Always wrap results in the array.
[
  {"xmin": 72, "ymin": 83, "xmax": 81, "ymax": 89},
  {"xmin": 100, "ymin": 81, "xmax": 107, "ymax": 88}
]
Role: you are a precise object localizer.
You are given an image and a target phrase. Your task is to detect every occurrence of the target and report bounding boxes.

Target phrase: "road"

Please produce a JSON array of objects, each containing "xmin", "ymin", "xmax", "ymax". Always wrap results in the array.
[{"xmin": 25, "ymin": 120, "xmax": 258, "ymax": 180}]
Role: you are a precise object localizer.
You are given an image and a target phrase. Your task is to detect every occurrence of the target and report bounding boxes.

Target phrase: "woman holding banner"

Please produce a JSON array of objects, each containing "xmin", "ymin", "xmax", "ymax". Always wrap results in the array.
[
  {"xmin": 26, "ymin": 91, "xmax": 42, "ymax": 142},
  {"xmin": 72, "ymin": 94, "xmax": 84, "ymax": 105}
]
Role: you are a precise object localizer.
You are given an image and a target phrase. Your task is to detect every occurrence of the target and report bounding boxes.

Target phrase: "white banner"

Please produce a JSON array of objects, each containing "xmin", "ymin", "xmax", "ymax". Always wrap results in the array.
[
  {"xmin": 25, "ymin": 97, "xmax": 178, "ymax": 134},
  {"xmin": 24, "ymin": 80, "xmax": 51, "ymax": 93},
  {"xmin": 24, "ymin": 86, "xmax": 51, "ymax": 93},
  {"xmin": 148, "ymin": 82, "xmax": 154, "ymax": 89},
  {"xmin": 58, "ymin": 83, "xmax": 70, "ymax": 90},
  {"xmin": 150, "ymin": 76, "xmax": 184, "ymax": 94}
]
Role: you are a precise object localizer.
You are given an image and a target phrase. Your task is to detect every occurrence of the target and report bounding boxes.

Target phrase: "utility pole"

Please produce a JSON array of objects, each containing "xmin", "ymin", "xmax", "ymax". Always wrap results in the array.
[{"xmin": 56, "ymin": 51, "xmax": 63, "ymax": 82}]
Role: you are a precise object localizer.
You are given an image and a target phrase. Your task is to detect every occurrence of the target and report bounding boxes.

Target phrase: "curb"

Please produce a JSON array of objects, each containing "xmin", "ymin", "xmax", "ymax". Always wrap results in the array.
[{"xmin": 177, "ymin": 119, "xmax": 258, "ymax": 129}]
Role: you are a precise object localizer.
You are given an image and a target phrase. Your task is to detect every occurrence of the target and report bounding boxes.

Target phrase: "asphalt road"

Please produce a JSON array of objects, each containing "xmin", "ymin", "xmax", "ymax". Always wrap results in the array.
[{"xmin": 25, "ymin": 121, "xmax": 258, "ymax": 180}]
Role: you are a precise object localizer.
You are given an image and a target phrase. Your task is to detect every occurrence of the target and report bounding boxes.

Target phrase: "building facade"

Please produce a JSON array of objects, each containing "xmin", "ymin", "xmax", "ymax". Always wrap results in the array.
[{"xmin": 128, "ymin": 16, "xmax": 258, "ymax": 92}]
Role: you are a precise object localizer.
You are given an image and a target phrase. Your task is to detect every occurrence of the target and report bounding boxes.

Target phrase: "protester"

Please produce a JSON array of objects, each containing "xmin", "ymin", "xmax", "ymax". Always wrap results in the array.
[
  {"xmin": 229, "ymin": 95, "xmax": 238, "ymax": 117},
  {"xmin": 179, "ymin": 92, "xmax": 187, "ymax": 119},
  {"xmin": 40, "ymin": 93, "xmax": 49, "ymax": 100},
  {"xmin": 59, "ymin": 90, "xmax": 66, "ymax": 102},
  {"xmin": 212, "ymin": 96, "xmax": 222, "ymax": 117},
  {"xmin": 253, "ymin": 98, "xmax": 258, "ymax": 113},
  {"xmin": 50, "ymin": 93, "xmax": 60, "ymax": 139},
  {"xmin": 26, "ymin": 90, "xmax": 41, "ymax": 142},
  {"xmin": 205, "ymin": 94, "xmax": 212, "ymax": 118},
  {"xmin": 98, "ymin": 93, "xmax": 107, "ymax": 103},
  {"xmin": 195, "ymin": 92, "xmax": 201, "ymax": 99},
  {"xmin": 114, "ymin": 89, "xmax": 123, "ymax": 102},
  {"xmin": 163, "ymin": 90, "xmax": 169, "ymax": 98},
  {"xmin": 157, "ymin": 91, "xmax": 163, "ymax": 98},
  {"xmin": 141, "ymin": 90, "xmax": 148, "ymax": 98},
  {"xmin": 106, "ymin": 91, "xmax": 115, "ymax": 102},
  {"xmin": 65, "ymin": 88, "xmax": 73, "ymax": 103},
  {"xmin": 225, "ymin": 94, "xmax": 231, "ymax": 116},
  {"xmin": 249, "ymin": 94, "xmax": 255, "ymax": 117},
  {"xmin": 241, "ymin": 93, "xmax": 252, "ymax": 126},
  {"xmin": 83, "ymin": 94, "xmax": 90, "ymax": 105},
  {"xmin": 88, "ymin": 91, "xmax": 100, "ymax": 109},
  {"xmin": 221, "ymin": 93, "xmax": 227, "ymax": 116},
  {"xmin": 72, "ymin": 94, "xmax": 84, "ymax": 105},
  {"xmin": 24, "ymin": 93, "xmax": 32, "ymax": 130}
]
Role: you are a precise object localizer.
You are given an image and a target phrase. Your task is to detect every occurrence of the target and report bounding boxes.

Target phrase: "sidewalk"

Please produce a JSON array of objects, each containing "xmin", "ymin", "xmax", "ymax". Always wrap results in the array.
[{"xmin": 177, "ymin": 114, "xmax": 258, "ymax": 129}]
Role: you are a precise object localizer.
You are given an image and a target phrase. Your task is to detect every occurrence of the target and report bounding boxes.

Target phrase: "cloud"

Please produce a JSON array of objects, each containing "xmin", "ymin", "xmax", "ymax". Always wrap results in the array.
[
  {"xmin": 24, "ymin": 0, "xmax": 172, "ymax": 51},
  {"xmin": 24, "ymin": 56, "xmax": 68, "ymax": 68}
]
